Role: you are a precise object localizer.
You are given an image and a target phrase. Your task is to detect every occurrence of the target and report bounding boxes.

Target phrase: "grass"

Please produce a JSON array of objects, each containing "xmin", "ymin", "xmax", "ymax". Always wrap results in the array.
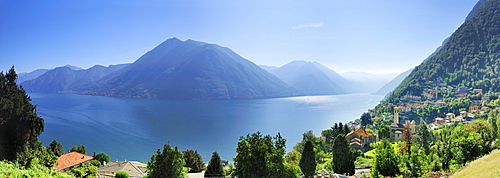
[{"xmin": 449, "ymin": 149, "xmax": 500, "ymax": 178}]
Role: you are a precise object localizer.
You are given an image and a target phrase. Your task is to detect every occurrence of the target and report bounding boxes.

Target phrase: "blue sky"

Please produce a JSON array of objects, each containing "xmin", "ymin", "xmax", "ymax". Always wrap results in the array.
[{"xmin": 1, "ymin": 0, "xmax": 479, "ymax": 74}]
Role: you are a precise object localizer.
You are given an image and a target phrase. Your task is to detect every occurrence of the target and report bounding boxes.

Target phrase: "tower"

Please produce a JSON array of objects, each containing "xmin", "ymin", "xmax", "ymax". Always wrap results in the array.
[{"xmin": 394, "ymin": 107, "xmax": 399, "ymax": 124}]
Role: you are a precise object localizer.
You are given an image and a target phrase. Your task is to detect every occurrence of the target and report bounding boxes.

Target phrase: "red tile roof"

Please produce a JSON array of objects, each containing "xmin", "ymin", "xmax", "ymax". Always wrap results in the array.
[
  {"xmin": 346, "ymin": 129, "xmax": 374, "ymax": 139},
  {"xmin": 54, "ymin": 152, "xmax": 93, "ymax": 171}
]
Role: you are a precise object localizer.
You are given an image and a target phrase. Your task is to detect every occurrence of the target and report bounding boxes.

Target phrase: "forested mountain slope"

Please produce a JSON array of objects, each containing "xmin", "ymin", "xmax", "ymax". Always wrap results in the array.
[{"xmin": 379, "ymin": 0, "xmax": 500, "ymax": 105}]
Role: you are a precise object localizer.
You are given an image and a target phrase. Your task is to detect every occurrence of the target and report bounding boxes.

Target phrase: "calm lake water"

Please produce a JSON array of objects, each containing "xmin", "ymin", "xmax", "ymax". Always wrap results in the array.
[{"xmin": 31, "ymin": 93, "xmax": 383, "ymax": 162}]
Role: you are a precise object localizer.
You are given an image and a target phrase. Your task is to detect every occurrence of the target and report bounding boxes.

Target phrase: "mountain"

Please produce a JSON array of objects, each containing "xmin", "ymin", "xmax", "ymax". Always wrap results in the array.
[
  {"xmin": 269, "ymin": 60, "xmax": 359, "ymax": 95},
  {"xmin": 372, "ymin": 68, "xmax": 413, "ymax": 96},
  {"xmin": 340, "ymin": 72, "xmax": 398, "ymax": 93},
  {"xmin": 372, "ymin": 0, "xmax": 489, "ymax": 98},
  {"xmin": 21, "ymin": 64, "xmax": 129, "ymax": 93},
  {"xmin": 379, "ymin": 0, "xmax": 500, "ymax": 105},
  {"xmin": 259, "ymin": 65, "xmax": 278, "ymax": 72},
  {"xmin": 77, "ymin": 38, "xmax": 295, "ymax": 99},
  {"xmin": 17, "ymin": 69, "xmax": 50, "ymax": 84}
]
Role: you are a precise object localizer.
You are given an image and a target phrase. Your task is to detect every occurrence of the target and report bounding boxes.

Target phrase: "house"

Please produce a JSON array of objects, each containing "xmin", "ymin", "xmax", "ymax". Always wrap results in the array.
[
  {"xmin": 97, "ymin": 161, "xmax": 147, "ymax": 177},
  {"xmin": 435, "ymin": 117, "xmax": 445, "ymax": 124},
  {"xmin": 54, "ymin": 152, "xmax": 93, "ymax": 172},
  {"xmin": 346, "ymin": 128, "xmax": 375, "ymax": 150}
]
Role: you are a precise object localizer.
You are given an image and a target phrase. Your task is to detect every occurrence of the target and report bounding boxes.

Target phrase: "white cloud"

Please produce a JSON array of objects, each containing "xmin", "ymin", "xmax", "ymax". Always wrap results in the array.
[{"xmin": 292, "ymin": 22, "xmax": 325, "ymax": 29}]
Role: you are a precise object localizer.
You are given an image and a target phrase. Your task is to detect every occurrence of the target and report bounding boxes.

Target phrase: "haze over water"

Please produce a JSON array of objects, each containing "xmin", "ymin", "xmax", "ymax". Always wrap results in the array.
[{"xmin": 33, "ymin": 93, "xmax": 383, "ymax": 162}]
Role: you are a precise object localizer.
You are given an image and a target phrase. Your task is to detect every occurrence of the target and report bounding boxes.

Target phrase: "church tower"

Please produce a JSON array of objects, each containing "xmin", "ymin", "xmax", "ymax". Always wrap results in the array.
[{"xmin": 394, "ymin": 107, "xmax": 399, "ymax": 124}]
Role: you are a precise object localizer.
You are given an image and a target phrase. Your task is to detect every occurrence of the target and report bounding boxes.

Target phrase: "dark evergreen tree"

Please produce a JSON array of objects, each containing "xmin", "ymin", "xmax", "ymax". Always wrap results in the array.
[
  {"xmin": 182, "ymin": 149, "xmax": 205, "ymax": 173},
  {"xmin": 414, "ymin": 124, "xmax": 432, "ymax": 154},
  {"xmin": 360, "ymin": 112, "xmax": 372, "ymax": 127},
  {"xmin": 205, "ymin": 151, "xmax": 224, "ymax": 177},
  {"xmin": 0, "ymin": 67, "xmax": 44, "ymax": 162},
  {"xmin": 332, "ymin": 134, "xmax": 354, "ymax": 176},
  {"xmin": 48, "ymin": 140, "xmax": 65, "ymax": 157},
  {"xmin": 148, "ymin": 143, "xmax": 186, "ymax": 178},
  {"xmin": 68, "ymin": 144, "xmax": 87, "ymax": 155},
  {"xmin": 94, "ymin": 152, "xmax": 110, "ymax": 165},
  {"xmin": 299, "ymin": 140, "xmax": 316, "ymax": 178}
]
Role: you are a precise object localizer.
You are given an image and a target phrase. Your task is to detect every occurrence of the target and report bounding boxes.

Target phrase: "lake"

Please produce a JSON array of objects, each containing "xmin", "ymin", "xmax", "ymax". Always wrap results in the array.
[{"xmin": 31, "ymin": 93, "xmax": 384, "ymax": 162}]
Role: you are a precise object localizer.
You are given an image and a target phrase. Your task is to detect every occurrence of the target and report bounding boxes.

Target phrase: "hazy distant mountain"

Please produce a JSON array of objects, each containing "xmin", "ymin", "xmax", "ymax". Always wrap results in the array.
[
  {"xmin": 270, "ymin": 60, "xmax": 360, "ymax": 95},
  {"xmin": 78, "ymin": 38, "xmax": 295, "ymax": 99},
  {"xmin": 22, "ymin": 64, "xmax": 129, "ymax": 93},
  {"xmin": 372, "ymin": 68, "xmax": 413, "ymax": 96},
  {"xmin": 17, "ymin": 69, "xmax": 50, "ymax": 84},
  {"xmin": 340, "ymin": 72, "xmax": 398, "ymax": 93},
  {"xmin": 62, "ymin": 65, "xmax": 83, "ymax": 71},
  {"xmin": 258, "ymin": 65, "xmax": 278, "ymax": 72}
]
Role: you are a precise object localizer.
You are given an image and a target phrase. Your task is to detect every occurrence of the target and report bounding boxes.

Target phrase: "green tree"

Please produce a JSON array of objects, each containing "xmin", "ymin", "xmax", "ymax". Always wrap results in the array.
[
  {"xmin": 414, "ymin": 124, "xmax": 432, "ymax": 154},
  {"xmin": 0, "ymin": 67, "xmax": 44, "ymax": 162},
  {"xmin": 332, "ymin": 134, "xmax": 354, "ymax": 176},
  {"xmin": 377, "ymin": 125, "xmax": 391, "ymax": 140},
  {"xmin": 93, "ymin": 152, "xmax": 110, "ymax": 165},
  {"xmin": 299, "ymin": 140, "xmax": 316, "ymax": 178},
  {"xmin": 372, "ymin": 139, "xmax": 399, "ymax": 177},
  {"xmin": 48, "ymin": 140, "xmax": 64, "ymax": 157},
  {"xmin": 360, "ymin": 112, "xmax": 372, "ymax": 127},
  {"xmin": 400, "ymin": 145, "xmax": 427, "ymax": 178},
  {"xmin": 182, "ymin": 149, "xmax": 205, "ymax": 173},
  {"xmin": 234, "ymin": 132, "xmax": 295, "ymax": 178},
  {"xmin": 148, "ymin": 143, "xmax": 186, "ymax": 178},
  {"xmin": 21, "ymin": 140, "xmax": 57, "ymax": 168},
  {"xmin": 115, "ymin": 171, "xmax": 130, "ymax": 178},
  {"xmin": 465, "ymin": 119, "xmax": 494, "ymax": 153},
  {"xmin": 68, "ymin": 144, "xmax": 87, "ymax": 155},
  {"xmin": 205, "ymin": 151, "xmax": 224, "ymax": 177}
]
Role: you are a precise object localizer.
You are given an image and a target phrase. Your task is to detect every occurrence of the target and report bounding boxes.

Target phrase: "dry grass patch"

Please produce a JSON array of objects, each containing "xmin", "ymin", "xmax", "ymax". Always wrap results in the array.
[{"xmin": 450, "ymin": 149, "xmax": 500, "ymax": 178}]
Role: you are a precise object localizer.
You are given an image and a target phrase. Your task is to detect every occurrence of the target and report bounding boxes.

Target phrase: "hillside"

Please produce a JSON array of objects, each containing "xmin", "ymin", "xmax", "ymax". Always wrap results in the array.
[
  {"xmin": 449, "ymin": 149, "xmax": 500, "ymax": 178},
  {"xmin": 270, "ymin": 60, "xmax": 357, "ymax": 95},
  {"xmin": 378, "ymin": 0, "xmax": 500, "ymax": 106},
  {"xmin": 21, "ymin": 64, "xmax": 129, "ymax": 93},
  {"xmin": 79, "ymin": 38, "xmax": 296, "ymax": 99}
]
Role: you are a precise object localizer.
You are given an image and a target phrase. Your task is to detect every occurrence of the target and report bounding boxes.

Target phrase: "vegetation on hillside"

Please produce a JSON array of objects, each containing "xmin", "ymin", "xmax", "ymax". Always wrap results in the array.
[{"xmin": 380, "ymin": 0, "xmax": 500, "ymax": 107}]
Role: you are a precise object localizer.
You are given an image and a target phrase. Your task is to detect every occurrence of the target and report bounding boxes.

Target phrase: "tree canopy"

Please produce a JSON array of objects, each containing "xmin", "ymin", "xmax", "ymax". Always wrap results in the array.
[
  {"xmin": 0, "ymin": 67, "xmax": 44, "ymax": 162},
  {"xmin": 147, "ymin": 143, "xmax": 186, "ymax": 178},
  {"xmin": 205, "ymin": 151, "xmax": 224, "ymax": 177},
  {"xmin": 332, "ymin": 134, "xmax": 354, "ymax": 176},
  {"xmin": 182, "ymin": 149, "xmax": 204, "ymax": 173},
  {"xmin": 234, "ymin": 132, "xmax": 295, "ymax": 178},
  {"xmin": 299, "ymin": 140, "xmax": 316, "ymax": 178}
]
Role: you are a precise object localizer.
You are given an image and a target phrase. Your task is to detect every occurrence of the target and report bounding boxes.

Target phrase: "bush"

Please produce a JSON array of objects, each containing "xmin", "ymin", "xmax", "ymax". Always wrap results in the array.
[{"xmin": 115, "ymin": 171, "xmax": 130, "ymax": 178}]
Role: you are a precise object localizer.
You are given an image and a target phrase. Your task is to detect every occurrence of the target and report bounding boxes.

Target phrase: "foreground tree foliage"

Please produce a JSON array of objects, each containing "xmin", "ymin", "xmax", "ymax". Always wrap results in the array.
[
  {"xmin": 0, "ymin": 67, "xmax": 44, "ymax": 163},
  {"xmin": 234, "ymin": 132, "xmax": 296, "ymax": 178},
  {"xmin": 148, "ymin": 143, "xmax": 186, "ymax": 178},
  {"xmin": 182, "ymin": 149, "xmax": 205, "ymax": 173},
  {"xmin": 332, "ymin": 134, "xmax": 354, "ymax": 176},
  {"xmin": 299, "ymin": 140, "xmax": 316, "ymax": 178},
  {"xmin": 372, "ymin": 139, "xmax": 399, "ymax": 177},
  {"xmin": 68, "ymin": 144, "xmax": 87, "ymax": 155},
  {"xmin": 48, "ymin": 140, "xmax": 65, "ymax": 157},
  {"xmin": 94, "ymin": 152, "xmax": 110, "ymax": 165},
  {"xmin": 205, "ymin": 151, "xmax": 224, "ymax": 177}
]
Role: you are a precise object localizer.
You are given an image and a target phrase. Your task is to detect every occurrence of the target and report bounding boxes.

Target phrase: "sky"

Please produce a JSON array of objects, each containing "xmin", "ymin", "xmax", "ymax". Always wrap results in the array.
[{"xmin": 0, "ymin": 0, "xmax": 479, "ymax": 74}]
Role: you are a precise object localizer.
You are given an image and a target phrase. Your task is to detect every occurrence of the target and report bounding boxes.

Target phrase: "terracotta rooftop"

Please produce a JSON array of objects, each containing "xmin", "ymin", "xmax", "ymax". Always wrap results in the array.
[
  {"xmin": 346, "ymin": 129, "xmax": 374, "ymax": 139},
  {"xmin": 54, "ymin": 152, "xmax": 93, "ymax": 171}
]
